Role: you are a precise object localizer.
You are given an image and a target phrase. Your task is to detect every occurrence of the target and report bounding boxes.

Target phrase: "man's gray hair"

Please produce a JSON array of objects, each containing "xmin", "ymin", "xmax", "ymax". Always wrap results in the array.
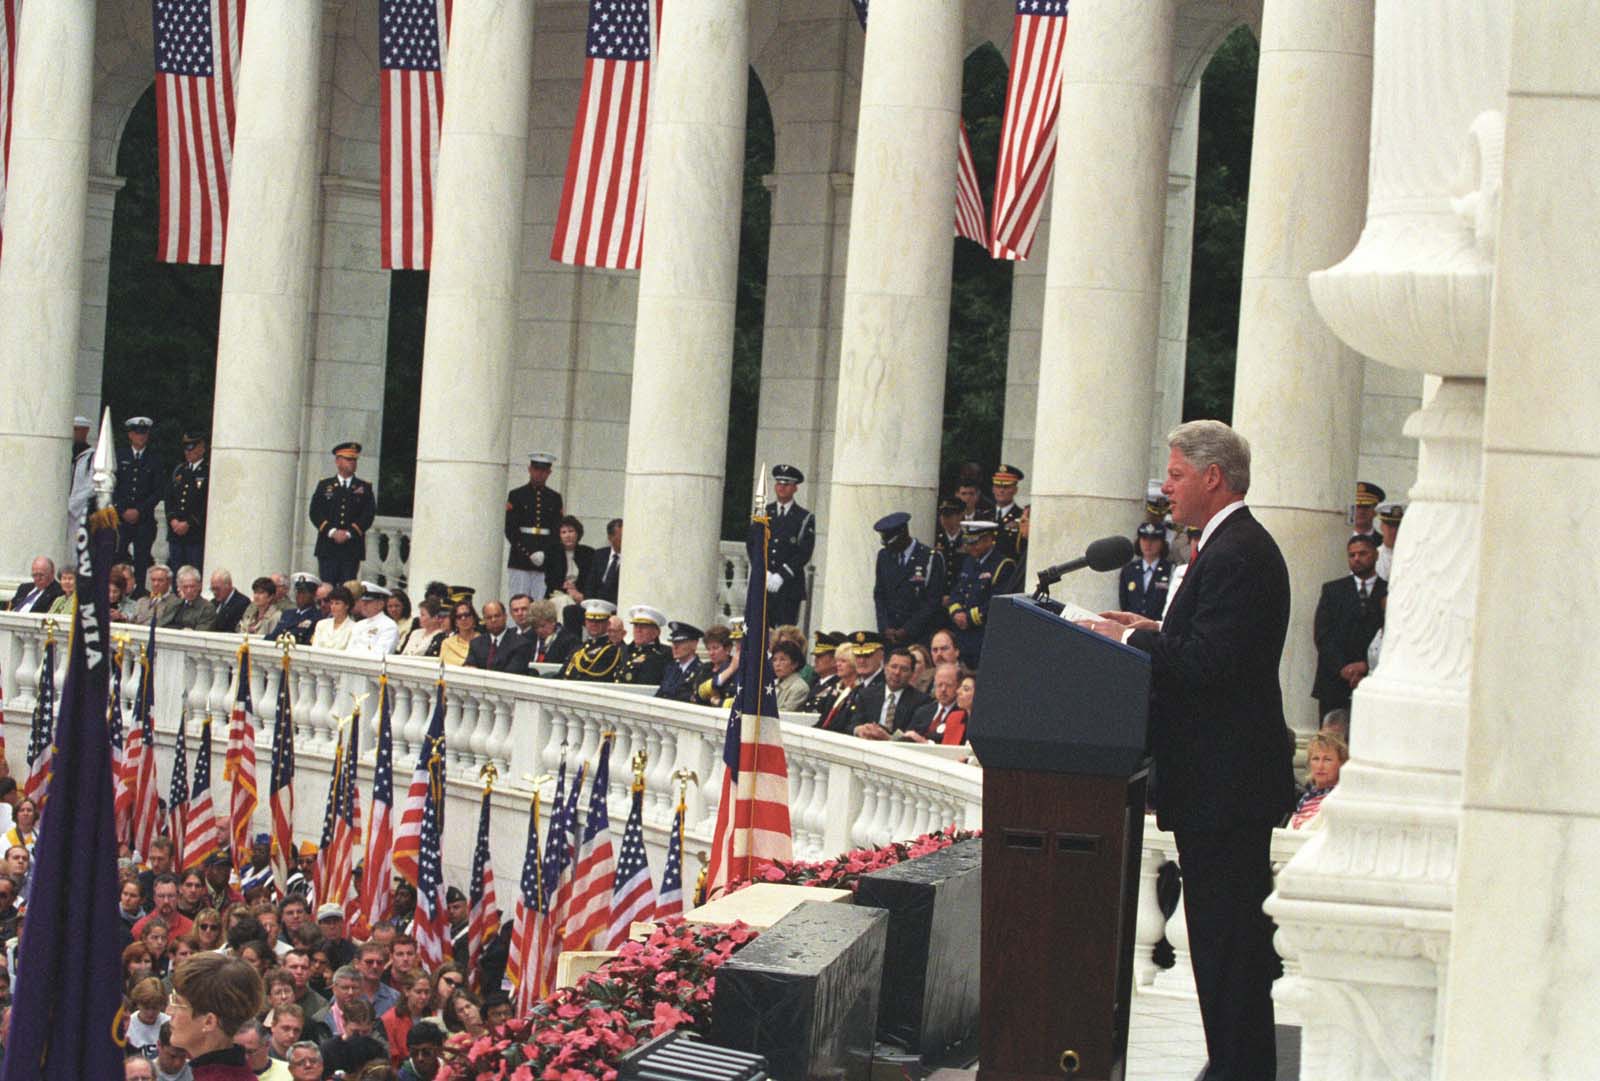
[
  {"xmin": 332, "ymin": 964, "xmax": 364, "ymax": 985},
  {"xmin": 175, "ymin": 565, "xmax": 201, "ymax": 584},
  {"xmin": 1167, "ymin": 420, "xmax": 1251, "ymax": 495},
  {"xmin": 289, "ymin": 1040, "xmax": 322, "ymax": 1061}
]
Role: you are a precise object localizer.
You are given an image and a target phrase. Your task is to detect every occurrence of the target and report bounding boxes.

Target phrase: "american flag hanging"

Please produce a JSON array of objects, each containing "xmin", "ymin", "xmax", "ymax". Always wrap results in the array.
[
  {"xmin": 0, "ymin": 0, "xmax": 20, "ymax": 265},
  {"xmin": 563, "ymin": 735, "xmax": 615, "ymax": 952},
  {"xmin": 654, "ymin": 792, "xmax": 684, "ymax": 919},
  {"xmin": 989, "ymin": 0, "xmax": 1069, "ymax": 260},
  {"xmin": 394, "ymin": 681, "xmax": 445, "ymax": 884},
  {"xmin": 223, "ymin": 644, "xmax": 257, "ymax": 870},
  {"xmin": 109, "ymin": 648, "xmax": 131, "ymax": 845},
  {"xmin": 181, "ymin": 717, "xmax": 220, "ymax": 871},
  {"xmin": 851, "ymin": 0, "xmax": 990, "ymax": 249},
  {"xmin": 23, "ymin": 636, "xmax": 56, "ymax": 809},
  {"xmin": 605, "ymin": 779, "xmax": 654, "ymax": 947},
  {"xmin": 411, "ymin": 723, "xmax": 449, "ymax": 967},
  {"xmin": 379, "ymin": 0, "xmax": 450, "ymax": 269},
  {"xmin": 506, "ymin": 786, "xmax": 546, "ymax": 1015},
  {"xmin": 267, "ymin": 651, "xmax": 296, "ymax": 891},
  {"xmin": 703, "ymin": 513, "xmax": 794, "ymax": 900},
  {"xmin": 465, "ymin": 780, "xmax": 498, "ymax": 980},
  {"xmin": 548, "ymin": 0, "xmax": 658, "ymax": 270},
  {"xmin": 152, "ymin": 0, "xmax": 245, "ymax": 265},
  {"xmin": 358, "ymin": 677, "xmax": 396, "ymax": 935}
]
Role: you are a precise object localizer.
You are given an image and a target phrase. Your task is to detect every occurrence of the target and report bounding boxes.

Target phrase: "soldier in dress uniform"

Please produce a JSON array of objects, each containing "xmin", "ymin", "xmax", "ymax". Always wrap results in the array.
[
  {"xmin": 934, "ymin": 498, "xmax": 966, "ymax": 596},
  {"xmin": 111, "ymin": 418, "xmax": 163, "ymax": 583},
  {"xmin": 764, "ymin": 465, "xmax": 816, "ymax": 628},
  {"xmin": 655, "ymin": 622, "xmax": 708, "ymax": 701},
  {"xmin": 308, "ymin": 442, "xmax": 377, "ymax": 586},
  {"xmin": 1375, "ymin": 501, "xmax": 1404, "ymax": 582},
  {"xmin": 165, "ymin": 431, "xmax": 210, "ymax": 571},
  {"xmin": 946, "ymin": 520, "xmax": 1021, "ymax": 669},
  {"xmin": 504, "ymin": 452, "xmax": 564, "ymax": 600},
  {"xmin": 1350, "ymin": 481, "xmax": 1385, "ymax": 547},
  {"xmin": 562, "ymin": 599, "xmax": 623, "ymax": 681},
  {"xmin": 800, "ymin": 631, "xmax": 846, "ymax": 714},
  {"xmin": 872, "ymin": 512, "xmax": 947, "ymax": 646},
  {"xmin": 618, "ymin": 605, "xmax": 671, "ymax": 686},
  {"xmin": 987, "ymin": 464, "xmax": 1030, "ymax": 568},
  {"xmin": 1118, "ymin": 521, "xmax": 1174, "ymax": 620},
  {"xmin": 270, "ymin": 573, "xmax": 324, "ymax": 644}
]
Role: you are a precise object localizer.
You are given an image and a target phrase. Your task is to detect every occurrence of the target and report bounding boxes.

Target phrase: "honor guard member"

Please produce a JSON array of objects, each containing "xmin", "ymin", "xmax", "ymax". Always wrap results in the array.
[
  {"xmin": 1119, "ymin": 522, "xmax": 1174, "ymax": 620},
  {"xmin": 800, "ymin": 632, "xmax": 846, "ymax": 714},
  {"xmin": 764, "ymin": 464, "xmax": 816, "ymax": 628},
  {"xmin": 946, "ymin": 520, "xmax": 1021, "ymax": 669},
  {"xmin": 933, "ymin": 498, "xmax": 967, "ymax": 594},
  {"xmin": 872, "ymin": 512, "xmax": 947, "ymax": 646},
  {"xmin": 309, "ymin": 442, "xmax": 377, "ymax": 585},
  {"xmin": 270, "ymin": 573, "xmax": 323, "ymax": 644},
  {"xmin": 1375, "ymin": 501, "xmax": 1404, "ymax": 581},
  {"xmin": 165, "ymin": 431, "xmax": 210, "ymax": 571},
  {"xmin": 656, "ymin": 622, "xmax": 708, "ymax": 701},
  {"xmin": 619, "ymin": 605, "xmax": 671, "ymax": 686},
  {"xmin": 562, "ymin": 599, "xmax": 623, "ymax": 681},
  {"xmin": 505, "ymin": 452, "xmax": 564, "ymax": 600},
  {"xmin": 115, "ymin": 417, "xmax": 165, "ymax": 583},
  {"xmin": 1350, "ymin": 481, "xmax": 1385, "ymax": 547},
  {"xmin": 988, "ymin": 464, "xmax": 1030, "ymax": 566}
]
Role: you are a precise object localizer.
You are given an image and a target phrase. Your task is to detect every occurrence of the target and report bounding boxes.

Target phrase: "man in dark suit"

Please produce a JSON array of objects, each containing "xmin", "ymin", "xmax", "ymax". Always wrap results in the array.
[
  {"xmin": 465, "ymin": 601, "xmax": 532, "ymax": 674},
  {"xmin": 1311, "ymin": 535, "xmax": 1387, "ymax": 722},
  {"xmin": 1085, "ymin": 420, "xmax": 1294, "ymax": 1081},
  {"xmin": 308, "ymin": 442, "xmax": 378, "ymax": 585},
  {"xmin": 114, "ymin": 417, "xmax": 164, "ymax": 583},
  {"xmin": 523, "ymin": 599, "xmax": 579, "ymax": 669},
  {"xmin": 844, "ymin": 647, "xmax": 929, "ymax": 740},
  {"xmin": 764, "ymin": 464, "xmax": 815, "ymax": 627},
  {"xmin": 579, "ymin": 519, "xmax": 623, "ymax": 605},
  {"xmin": 1117, "ymin": 521, "xmax": 1174, "ymax": 620},
  {"xmin": 209, "ymin": 569, "xmax": 251, "ymax": 634},
  {"xmin": 8, "ymin": 556, "xmax": 63, "ymax": 612},
  {"xmin": 872, "ymin": 512, "xmax": 947, "ymax": 646}
]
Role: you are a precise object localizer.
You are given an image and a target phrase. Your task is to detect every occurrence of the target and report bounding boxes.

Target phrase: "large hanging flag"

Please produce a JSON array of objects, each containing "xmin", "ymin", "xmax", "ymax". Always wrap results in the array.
[
  {"xmin": 505, "ymin": 787, "xmax": 545, "ymax": 1015},
  {"xmin": 653, "ymin": 783, "xmax": 685, "ymax": 921},
  {"xmin": 0, "ymin": 0, "xmax": 21, "ymax": 266},
  {"xmin": 548, "ymin": 0, "xmax": 659, "ymax": 270},
  {"xmin": 127, "ymin": 621, "xmax": 162, "ymax": 861},
  {"xmin": 358, "ymin": 677, "xmax": 396, "ymax": 935},
  {"xmin": 152, "ymin": 0, "xmax": 245, "ymax": 265},
  {"xmin": 109, "ymin": 644, "xmax": 131, "ymax": 844},
  {"xmin": 465, "ymin": 777, "xmax": 498, "ymax": 979},
  {"xmin": 327, "ymin": 714, "xmax": 364, "ymax": 921},
  {"xmin": 181, "ymin": 716, "xmax": 220, "ymax": 871},
  {"xmin": 267, "ymin": 648, "xmax": 296, "ymax": 891},
  {"xmin": 223, "ymin": 643, "xmax": 257, "ymax": 869},
  {"xmin": 23, "ymin": 632, "xmax": 57, "ymax": 808},
  {"xmin": 989, "ymin": 0, "xmax": 1069, "ymax": 260},
  {"xmin": 704, "ymin": 489, "xmax": 794, "ymax": 899},
  {"xmin": 410, "ymin": 715, "xmax": 449, "ymax": 967},
  {"xmin": 379, "ymin": 0, "xmax": 451, "ymax": 269},
  {"xmin": 394, "ymin": 680, "xmax": 446, "ymax": 885},
  {"xmin": 604, "ymin": 767, "xmax": 654, "ymax": 948},
  {"xmin": 0, "ymin": 439, "xmax": 125, "ymax": 1081},
  {"xmin": 850, "ymin": 0, "xmax": 990, "ymax": 249},
  {"xmin": 563, "ymin": 734, "xmax": 616, "ymax": 951}
]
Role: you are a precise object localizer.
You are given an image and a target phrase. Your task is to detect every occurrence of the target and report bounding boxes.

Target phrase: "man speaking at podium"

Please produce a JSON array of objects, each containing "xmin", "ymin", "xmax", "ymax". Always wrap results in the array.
[{"xmin": 1083, "ymin": 419, "xmax": 1294, "ymax": 1081}]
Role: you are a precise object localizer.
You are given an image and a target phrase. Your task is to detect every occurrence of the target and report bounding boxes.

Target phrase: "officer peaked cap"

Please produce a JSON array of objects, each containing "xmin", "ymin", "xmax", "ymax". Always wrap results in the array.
[{"xmin": 771, "ymin": 464, "xmax": 805, "ymax": 484}]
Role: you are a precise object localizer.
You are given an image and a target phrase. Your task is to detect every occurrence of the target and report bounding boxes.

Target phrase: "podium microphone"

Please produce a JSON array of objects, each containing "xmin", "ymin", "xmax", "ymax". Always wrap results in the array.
[{"xmin": 1035, "ymin": 535, "xmax": 1136, "ymax": 586}]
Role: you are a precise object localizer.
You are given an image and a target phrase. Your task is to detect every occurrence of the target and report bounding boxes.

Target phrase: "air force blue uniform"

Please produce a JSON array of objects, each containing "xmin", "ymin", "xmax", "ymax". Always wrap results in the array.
[
  {"xmin": 1117, "ymin": 558, "xmax": 1174, "ymax": 621},
  {"xmin": 874, "ymin": 540, "xmax": 946, "ymax": 643},
  {"xmin": 114, "ymin": 446, "xmax": 164, "ymax": 580}
]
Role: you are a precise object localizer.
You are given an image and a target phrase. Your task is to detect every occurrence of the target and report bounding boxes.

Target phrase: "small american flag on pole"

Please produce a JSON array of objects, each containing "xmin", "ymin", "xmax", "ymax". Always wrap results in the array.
[
  {"xmin": 535, "ymin": 761, "xmax": 581, "ymax": 997},
  {"xmin": 0, "ymin": 0, "xmax": 20, "ymax": 264},
  {"xmin": 548, "ymin": 0, "xmax": 659, "ymax": 269},
  {"xmin": 654, "ymin": 789, "xmax": 684, "ymax": 919},
  {"xmin": 411, "ymin": 729, "xmax": 449, "ymax": 967},
  {"xmin": 465, "ymin": 779, "xmax": 498, "ymax": 980},
  {"xmin": 393, "ymin": 681, "xmax": 445, "ymax": 885},
  {"xmin": 562, "ymin": 735, "xmax": 615, "ymax": 952},
  {"xmin": 604, "ymin": 776, "xmax": 654, "ymax": 947},
  {"xmin": 180, "ymin": 717, "xmax": 220, "ymax": 871},
  {"xmin": 166, "ymin": 708, "xmax": 189, "ymax": 854},
  {"xmin": 152, "ymin": 0, "xmax": 244, "ymax": 265},
  {"xmin": 379, "ymin": 0, "xmax": 451, "ymax": 269},
  {"xmin": 22, "ymin": 636, "xmax": 56, "ymax": 809},
  {"xmin": 505, "ymin": 785, "xmax": 546, "ymax": 1015},
  {"xmin": 357, "ymin": 677, "xmax": 396, "ymax": 936},
  {"xmin": 989, "ymin": 0, "xmax": 1069, "ymax": 260},
  {"xmin": 267, "ymin": 650, "xmax": 296, "ymax": 892},
  {"xmin": 109, "ymin": 649, "xmax": 131, "ymax": 845},
  {"xmin": 129, "ymin": 623, "xmax": 163, "ymax": 862},
  {"xmin": 222, "ymin": 644, "xmax": 257, "ymax": 870}
]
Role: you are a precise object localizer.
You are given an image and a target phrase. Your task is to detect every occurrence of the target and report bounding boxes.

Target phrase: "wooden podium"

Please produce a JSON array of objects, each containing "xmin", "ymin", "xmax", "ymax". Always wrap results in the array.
[{"xmin": 967, "ymin": 596, "xmax": 1152, "ymax": 1081}]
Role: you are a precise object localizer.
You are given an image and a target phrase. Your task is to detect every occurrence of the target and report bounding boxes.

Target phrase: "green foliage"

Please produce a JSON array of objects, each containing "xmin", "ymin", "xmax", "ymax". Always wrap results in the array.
[
  {"xmin": 1184, "ymin": 27, "xmax": 1258, "ymax": 421},
  {"xmin": 103, "ymin": 88, "xmax": 223, "ymax": 467}
]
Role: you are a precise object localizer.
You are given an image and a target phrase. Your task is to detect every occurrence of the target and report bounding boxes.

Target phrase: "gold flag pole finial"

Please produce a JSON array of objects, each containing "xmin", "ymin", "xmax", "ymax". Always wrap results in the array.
[
  {"xmin": 479, "ymin": 762, "xmax": 499, "ymax": 792},
  {"xmin": 671, "ymin": 768, "xmax": 698, "ymax": 803},
  {"xmin": 631, "ymin": 750, "xmax": 648, "ymax": 788}
]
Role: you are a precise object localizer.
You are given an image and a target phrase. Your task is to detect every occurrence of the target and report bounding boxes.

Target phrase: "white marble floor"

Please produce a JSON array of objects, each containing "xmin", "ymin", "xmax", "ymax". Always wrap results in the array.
[{"xmin": 1124, "ymin": 991, "xmax": 1210, "ymax": 1081}]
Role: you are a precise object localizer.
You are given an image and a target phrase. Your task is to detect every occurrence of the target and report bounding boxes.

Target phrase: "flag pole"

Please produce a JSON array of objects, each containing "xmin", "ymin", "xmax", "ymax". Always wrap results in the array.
[{"xmin": 745, "ymin": 466, "xmax": 769, "ymax": 886}]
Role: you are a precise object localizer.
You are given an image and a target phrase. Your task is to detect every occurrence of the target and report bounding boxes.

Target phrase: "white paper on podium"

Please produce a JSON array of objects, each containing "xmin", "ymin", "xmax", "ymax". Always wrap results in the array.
[{"xmin": 1054, "ymin": 599, "xmax": 1102, "ymax": 623}]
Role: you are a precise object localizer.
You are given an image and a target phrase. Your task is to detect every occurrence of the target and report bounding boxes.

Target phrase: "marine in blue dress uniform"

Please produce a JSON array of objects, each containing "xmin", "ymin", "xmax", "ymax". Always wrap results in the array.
[
  {"xmin": 1117, "ymin": 521, "xmax": 1175, "ymax": 620},
  {"xmin": 871, "ymin": 511, "xmax": 947, "ymax": 646},
  {"xmin": 308, "ymin": 441, "xmax": 377, "ymax": 585},
  {"xmin": 114, "ymin": 416, "xmax": 165, "ymax": 582},
  {"xmin": 945, "ymin": 520, "xmax": 1021, "ymax": 668},
  {"xmin": 763, "ymin": 464, "xmax": 816, "ymax": 628}
]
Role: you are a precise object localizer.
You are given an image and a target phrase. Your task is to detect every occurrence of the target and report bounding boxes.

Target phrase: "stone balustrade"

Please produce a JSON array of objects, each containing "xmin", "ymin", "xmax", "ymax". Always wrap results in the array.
[{"xmin": 364, "ymin": 516, "xmax": 413, "ymax": 591}]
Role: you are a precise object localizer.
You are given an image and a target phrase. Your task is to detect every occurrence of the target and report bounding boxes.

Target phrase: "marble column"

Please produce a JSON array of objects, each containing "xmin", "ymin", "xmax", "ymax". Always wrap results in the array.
[
  {"xmin": 1439, "ymin": 1, "xmax": 1600, "ymax": 1072},
  {"xmin": 815, "ymin": 0, "xmax": 963, "ymax": 633},
  {"xmin": 1265, "ymin": 4, "xmax": 1511, "ymax": 1079},
  {"xmin": 1229, "ymin": 0, "xmax": 1374, "ymax": 737},
  {"xmin": 617, "ymin": 0, "xmax": 751, "ymax": 626},
  {"xmin": 206, "ymin": 0, "xmax": 327, "ymax": 579},
  {"xmin": 0, "ymin": 0, "xmax": 97, "ymax": 570},
  {"xmin": 77, "ymin": 174, "xmax": 127, "ymax": 422},
  {"xmin": 1149, "ymin": 83, "xmax": 1200, "ymax": 479},
  {"xmin": 1027, "ymin": 0, "xmax": 1177, "ymax": 611},
  {"xmin": 409, "ymin": 0, "xmax": 536, "ymax": 598}
]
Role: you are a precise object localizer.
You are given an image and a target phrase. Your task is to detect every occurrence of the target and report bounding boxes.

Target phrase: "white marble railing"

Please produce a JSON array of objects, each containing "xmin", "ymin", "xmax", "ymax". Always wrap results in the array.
[
  {"xmin": 364, "ymin": 516, "xmax": 412, "ymax": 591},
  {"xmin": 715, "ymin": 540, "xmax": 816, "ymax": 631}
]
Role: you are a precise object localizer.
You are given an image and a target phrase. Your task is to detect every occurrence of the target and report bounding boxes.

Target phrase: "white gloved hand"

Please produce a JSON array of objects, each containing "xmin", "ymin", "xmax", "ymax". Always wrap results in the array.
[
  {"xmin": 531, "ymin": 551, "xmax": 546, "ymax": 568},
  {"xmin": 766, "ymin": 572, "xmax": 783, "ymax": 593}
]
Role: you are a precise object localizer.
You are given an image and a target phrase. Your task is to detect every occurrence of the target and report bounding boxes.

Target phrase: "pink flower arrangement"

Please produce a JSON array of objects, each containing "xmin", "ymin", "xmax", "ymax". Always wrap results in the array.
[
  {"xmin": 735, "ymin": 825, "xmax": 981, "ymax": 894},
  {"xmin": 437, "ymin": 919, "xmax": 758, "ymax": 1081}
]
